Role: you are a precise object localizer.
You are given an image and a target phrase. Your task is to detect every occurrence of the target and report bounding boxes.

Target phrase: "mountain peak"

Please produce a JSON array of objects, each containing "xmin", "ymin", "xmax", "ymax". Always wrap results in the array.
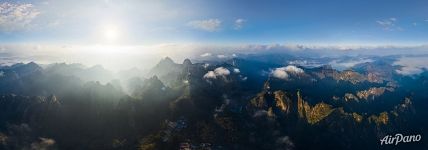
[
  {"xmin": 162, "ymin": 57, "xmax": 174, "ymax": 64},
  {"xmin": 47, "ymin": 94, "xmax": 60, "ymax": 105},
  {"xmin": 154, "ymin": 57, "xmax": 176, "ymax": 68},
  {"xmin": 183, "ymin": 58, "xmax": 192, "ymax": 66}
]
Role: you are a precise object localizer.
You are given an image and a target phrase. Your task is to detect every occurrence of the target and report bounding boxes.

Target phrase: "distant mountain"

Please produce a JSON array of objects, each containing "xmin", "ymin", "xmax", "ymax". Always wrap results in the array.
[{"xmin": 45, "ymin": 63, "xmax": 114, "ymax": 83}]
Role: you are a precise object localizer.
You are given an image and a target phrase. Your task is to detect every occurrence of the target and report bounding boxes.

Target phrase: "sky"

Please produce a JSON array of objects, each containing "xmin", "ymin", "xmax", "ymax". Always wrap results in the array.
[{"xmin": 0, "ymin": 0, "xmax": 428, "ymax": 70}]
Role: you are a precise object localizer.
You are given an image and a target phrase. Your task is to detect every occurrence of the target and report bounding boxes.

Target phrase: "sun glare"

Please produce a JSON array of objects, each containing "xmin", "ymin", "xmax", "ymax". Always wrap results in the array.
[{"xmin": 103, "ymin": 25, "xmax": 120, "ymax": 41}]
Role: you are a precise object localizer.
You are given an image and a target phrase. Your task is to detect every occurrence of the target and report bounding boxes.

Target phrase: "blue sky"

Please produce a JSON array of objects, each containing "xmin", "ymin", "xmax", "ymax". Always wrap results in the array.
[
  {"xmin": 1, "ymin": 0, "xmax": 428, "ymax": 45},
  {"xmin": 1, "ymin": 0, "xmax": 428, "ymax": 70}
]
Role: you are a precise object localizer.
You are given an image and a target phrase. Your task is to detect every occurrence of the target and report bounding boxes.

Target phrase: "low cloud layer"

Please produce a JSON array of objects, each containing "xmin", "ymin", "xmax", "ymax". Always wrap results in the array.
[
  {"xmin": 394, "ymin": 56, "xmax": 428, "ymax": 75},
  {"xmin": 329, "ymin": 58, "xmax": 373, "ymax": 71}
]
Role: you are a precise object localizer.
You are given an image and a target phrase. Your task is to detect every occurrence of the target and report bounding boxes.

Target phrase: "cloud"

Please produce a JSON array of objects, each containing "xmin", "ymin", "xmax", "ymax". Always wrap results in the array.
[
  {"xmin": 187, "ymin": 19, "xmax": 221, "ymax": 32},
  {"xmin": 217, "ymin": 54, "xmax": 227, "ymax": 58},
  {"xmin": 214, "ymin": 67, "xmax": 230, "ymax": 76},
  {"xmin": 272, "ymin": 68, "xmax": 289, "ymax": 79},
  {"xmin": 283, "ymin": 65, "xmax": 304, "ymax": 74},
  {"xmin": 200, "ymin": 52, "xmax": 212, "ymax": 57},
  {"xmin": 329, "ymin": 58, "xmax": 373, "ymax": 71},
  {"xmin": 0, "ymin": 2, "xmax": 40, "ymax": 32},
  {"xmin": 203, "ymin": 71, "xmax": 217, "ymax": 79},
  {"xmin": 233, "ymin": 68, "xmax": 240, "ymax": 73},
  {"xmin": 376, "ymin": 18, "xmax": 401, "ymax": 31},
  {"xmin": 394, "ymin": 56, "xmax": 428, "ymax": 75},
  {"xmin": 203, "ymin": 67, "xmax": 230, "ymax": 79},
  {"xmin": 271, "ymin": 65, "xmax": 304, "ymax": 79},
  {"xmin": 234, "ymin": 18, "xmax": 246, "ymax": 30}
]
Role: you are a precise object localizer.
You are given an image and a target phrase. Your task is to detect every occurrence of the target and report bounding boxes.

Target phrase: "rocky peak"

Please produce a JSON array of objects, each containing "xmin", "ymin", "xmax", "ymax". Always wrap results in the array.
[
  {"xmin": 182, "ymin": 58, "xmax": 192, "ymax": 66},
  {"xmin": 273, "ymin": 91, "xmax": 292, "ymax": 114},
  {"xmin": 7, "ymin": 62, "xmax": 42, "ymax": 77},
  {"xmin": 145, "ymin": 76, "xmax": 167, "ymax": 91},
  {"xmin": 297, "ymin": 90, "xmax": 334, "ymax": 124},
  {"xmin": 47, "ymin": 94, "xmax": 59, "ymax": 104},
  {"xmin": 160, "ymin": 57, "xmax": 175, "ymax": 65},
  {"xmin": 151, "ymin": 57, "xmax": 179, "ymax": 75}
]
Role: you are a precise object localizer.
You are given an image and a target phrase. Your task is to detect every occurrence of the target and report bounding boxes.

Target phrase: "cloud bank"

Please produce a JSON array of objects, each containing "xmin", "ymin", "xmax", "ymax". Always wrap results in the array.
[{"xmin": 394, "ymin": 56, "xmax": 428, "ymax": 75}]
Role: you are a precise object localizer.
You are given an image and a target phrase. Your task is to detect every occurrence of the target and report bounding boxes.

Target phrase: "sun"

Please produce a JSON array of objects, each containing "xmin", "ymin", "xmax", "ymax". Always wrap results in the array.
[{"xmin": 103, "ymin": 25, "xmax": 120, "ymax": 41}]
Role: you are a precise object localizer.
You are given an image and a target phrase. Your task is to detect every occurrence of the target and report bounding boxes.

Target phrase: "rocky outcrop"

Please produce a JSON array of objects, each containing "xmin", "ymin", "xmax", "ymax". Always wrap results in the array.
[
  {"xmin": 334, "ymin": 70, "xmax": 366, "ymax": 84},
  {"xmin": 344, "ymin": 93, "xmax": 359, "ymax": 102},
  {"xmin": 356, "ymin": 87, "xmax": 386, "ymax": 100},
  {"xmin": 313, "ymin": 66, "xmax": 384, "ymax": 84},
  {"xmin": 368, "ymin": 112, "xmax": 389, "ymax": 126},
  {"xmin": 273, "ymin": 91, "xmax": 292, "ymax": 114},
  {"xmin": 297, "ymin": 91, "xmax": 334, "ymax": 124}
]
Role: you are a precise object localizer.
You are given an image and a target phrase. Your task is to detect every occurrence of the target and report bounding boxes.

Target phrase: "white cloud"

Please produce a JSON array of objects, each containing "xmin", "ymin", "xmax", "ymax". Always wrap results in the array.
[
  {"xmin": 234, "ymin": 18, "xmax": 246, "ymax": 30},
  {"xmin": 271, "ymin": 65, "xmax": 304, "ymax": 79},
  {"xmin": 283, "ymin": 65, "xmax": 304, "ymax": 74},
  {"xmin": 203, "ymin": 67, "xmax": 230, "ymax": 79},
  {"xmin": 394, "ymin": 56, "xmax": 428, "ymax": 75},
  {"xmin": 376, "ymin": 18, "xmax": 401, "ymax": 31},
  {"xmin": 203, "ymin": 63, "xmax": 209, "ymax": 68},
  {"xmin": 233, "ymin": 68, "xmax": 240, "ymax": 73},
  {"xmin": 200, "ymin": 52, "xmax": 212, "ymax": 57},
  {"xmin": 187, "ymin": 19, "xmax": 221, "ymax": 32},
  {"xmin": 329, "ymin": 58, "xmax": 373, "ymax": 70},
  {"xmin": 0, "ymin": 2, "xmax": 40, "ymax": 32},
  {"xmin": 203, "ymin": 71, "xmax": 217, "ymax": 79},
  {"xmin": 272, "ymin": 68, "xmax": 289, "ymax": 79},
  {"xmin": 214, "ymin": 67, "xmax": 230, "ymax": 76},
  {"xmin": 217, "ymin": 54, "xmax": 227, "ymax": 58}
]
